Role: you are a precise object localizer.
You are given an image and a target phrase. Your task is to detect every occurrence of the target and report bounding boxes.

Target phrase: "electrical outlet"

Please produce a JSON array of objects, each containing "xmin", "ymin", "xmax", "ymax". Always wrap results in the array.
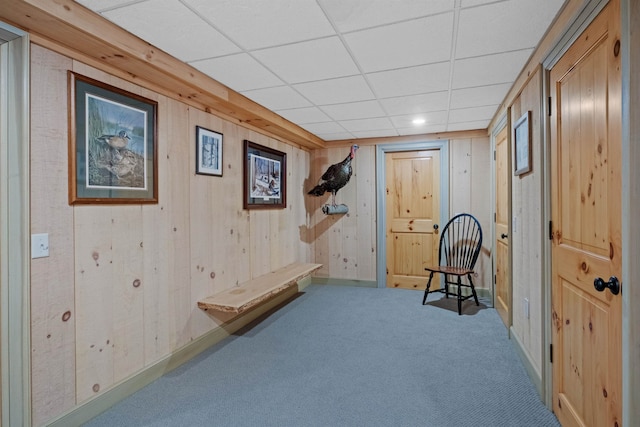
[
  {"xmin": 31, "ymin": 233, "xmax": 49, "ymax": 258},
  {"xmin": 523, "ymin": 298, "xmax": 530, "ymax": 319}
]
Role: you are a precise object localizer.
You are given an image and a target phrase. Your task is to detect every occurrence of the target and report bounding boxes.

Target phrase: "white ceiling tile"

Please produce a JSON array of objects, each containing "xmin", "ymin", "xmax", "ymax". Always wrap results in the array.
[
  {"xmin": 397, "ymin": 124, "xmax": 447, "ymax": 135},
  {"xmin": 456, "ymin": 0, "xmax": 565, "ymax": 59},
  {"xmin": 190, "ymin": 54, "xmax": 283, "ymax": 92},
  {"xmin": 380, "ymin": 91, "xmax": 449, "ymax": 116},
  {"xmin": 351, "ymin": 129, "xmax": 399, "ymax": 139},
  {"xmin": 275, "ymin": 107, "xmax": 332, "ymax": 124},
  {"xmin": 76, "ymin": 0, "xmax": 136, "ymax": 12},
  {"xmin": 101, "ymin": 0, "xmax": 239, "ymax": 62},
  {"xmin": 345, "ymin": 13, "xmax": 454, "ymax": 73},
  {"xmin": 452, "ymin": 49, "xmax": 532, "ymax": 89},
  {"xmin": 448, "ymin": 105, "xmax": 498, "ymax": 123},
  {"xmin": 301, "ymin": 121, "xmax": 347, "ymax": 134},
  {"xmin": 184, "ymin": 0, "xmax": 335, "ymax": 50},
  {"xmin": 241, "ymin": 86, "xmax": 312, "ymax": 110},
  {"xmin": 319, "ymin": 0, "xmax": 455, "ymax": 32},
  {"xmin": 321, "ymin": 100, "xmax": 386, "ymax": 121},
  {"xmin": 446, "ymin": 120, "xmax": 490, "ymax": 131},
  {"xmin": 390, "ymin": 111, "xmax": 448, "ymax": 128},
  {"xmin": 339, "ymin": 117, "xmax": 394, "ymax": 132},
  {"xmin": 317, "ymin": 131, "xmax": 356, "ymax": 141},
  {"xmin": 253, "ymin": 37, "xmax": 359, "ymax": 84},
  {"xmin": 367, "ymin": 63, "xmax": 450, "ymax": 98},
  {"xmin": 460, "ymin": 0, "xmax": 499, "ymax": 8},
  {"xmin": 450, "ymin": 83, "xmax": 512, "ymax": 109},
  {"xmin": 294, "ymin": 76, "xmax": 375, "ymax": 105}
]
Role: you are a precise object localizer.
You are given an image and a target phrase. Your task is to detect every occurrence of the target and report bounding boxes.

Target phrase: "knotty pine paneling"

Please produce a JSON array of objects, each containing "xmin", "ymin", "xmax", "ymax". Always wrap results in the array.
[
  {"xmin": 29, "ymin": 45, "xmax": 313, "ymax": 425},
  {"xmin": 509, "ymin": 67, "xmax": 544, "ymax": 374},
  {"xmin": 308, "ymin": 145, "xmax": 376, "ymax": 281},
  {"xmin": 29, "ymin": 45, "xmax": 76, "ymax": 426}
]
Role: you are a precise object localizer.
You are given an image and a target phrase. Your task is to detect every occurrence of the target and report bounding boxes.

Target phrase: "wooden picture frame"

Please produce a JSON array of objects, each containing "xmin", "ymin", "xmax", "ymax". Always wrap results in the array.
[
  {"xmin": 68, "ymin": 72, "xmax": 158, "ymax": 204},
  {"xmin": 243, "ymin": 140, "xmax": 286, "ymax": 209},
  {"xmin": 196, "ymin": 126, "xmax": 223, "ymax": 177},
  {"xmin": 513, "ymin": 110, "xmax": 532, "ymax": 176}
]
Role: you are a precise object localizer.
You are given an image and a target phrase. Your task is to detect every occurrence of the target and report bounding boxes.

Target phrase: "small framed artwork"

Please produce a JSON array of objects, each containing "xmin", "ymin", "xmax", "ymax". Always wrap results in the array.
[
  {"xmin": 243, "ymin": 140, "xmax": 286, "ymax": 209},
  {"xmin": 196, "ymin": 126, "xmax": 223, "ymax": 176},
  {"xmin": 68, "ymin": 72, "xmax": 158, "ymax": 204},
  {"xmin": 513, "ymin": 110, "xmax": 532, "ymax": 176}
]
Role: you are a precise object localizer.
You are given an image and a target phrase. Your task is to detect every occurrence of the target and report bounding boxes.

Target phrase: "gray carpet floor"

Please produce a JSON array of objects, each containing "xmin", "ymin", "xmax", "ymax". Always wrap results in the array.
[{"xmin": 84, "ymin": 284, "xmax": 560, "ymax": 427}]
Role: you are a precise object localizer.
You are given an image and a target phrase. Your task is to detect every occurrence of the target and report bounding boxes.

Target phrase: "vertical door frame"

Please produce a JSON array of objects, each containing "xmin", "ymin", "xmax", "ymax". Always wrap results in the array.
[
  {"xmin": 0, "ymin": 21, "xmax": 31, "ymax": 427},
  {"xmin": 621, "ymin": 0, "xmax": 640, "ymax": 423},
  {"xmin": 490, "ymin": 113, "xmax": 511, "ymax": 327},
  {"xmin": 376, "ymin": 141, "xmax": 449, "ymax": 288}
]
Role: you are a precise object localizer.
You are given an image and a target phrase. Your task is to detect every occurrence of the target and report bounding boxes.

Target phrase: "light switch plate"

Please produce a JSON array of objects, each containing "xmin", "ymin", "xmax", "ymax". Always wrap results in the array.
[{"xmin": 31, "ymin": 233, "xmax": 49, "ymax": 258}]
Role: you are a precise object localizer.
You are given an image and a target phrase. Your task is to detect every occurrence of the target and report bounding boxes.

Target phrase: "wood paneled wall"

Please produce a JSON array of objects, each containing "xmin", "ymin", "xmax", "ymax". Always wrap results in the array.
[
  {"xmin": 509, "ymin": 68, "xmax": 544, "ymax": 374},
  {"xmin": 450, "ymin": 136, "xmax": 492, "ymax": 292},
  {"xmin": 309, "ymin": 137, "xmax": 492, "ymax": 290},
  {"xmin": 29, "ymin": 45, "xmax": 312, "ymax": 426}
]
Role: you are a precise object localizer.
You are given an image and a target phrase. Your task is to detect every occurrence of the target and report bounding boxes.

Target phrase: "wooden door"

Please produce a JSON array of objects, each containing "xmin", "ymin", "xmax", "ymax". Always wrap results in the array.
[
  {"xmin": 550, "ymin": 1, "xmax": 622, "ymax": 426},
  {"xmin": 385, "ymin": 150, "xmax": 440, "ymax": 290},
  {"xmin": 495, "ymin": 126, "xmax": 510, "ymax": 328}
]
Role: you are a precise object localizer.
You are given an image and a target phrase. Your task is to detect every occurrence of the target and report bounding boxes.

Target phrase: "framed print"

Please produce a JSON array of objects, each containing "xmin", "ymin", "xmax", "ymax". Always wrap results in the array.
[
  {"xmin": 68, "ymin": 72, "xmax": 158, "ymax": 204},
  {"xmin": 243, "ymin": 140, "xmax": 286, "ymax": 209},
  {"xmin": 513, "ymin": 110, "xmax": 532, "ymax": 176},
  {"xmin": 196, "ymin": 126, "xmax": 223, "ymax": 176}
]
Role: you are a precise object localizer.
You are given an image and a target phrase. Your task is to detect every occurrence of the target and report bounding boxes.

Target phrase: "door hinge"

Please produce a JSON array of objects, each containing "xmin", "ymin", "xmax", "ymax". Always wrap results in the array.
[
  {"xmin": 494, "ymin": 150, "xmax": 496, "ymax": 160},
  {"xmin": 549, "ymin": 220, "xmax": 553, "ymax": 240},
  {"xmin": 494, "ymin": 274, "xmax": 497, "ymax": 285},
  {"xmin": 494, "ymin": 212, "xmax": 497, "ymax": 222},
  {"xmin": 550, "ymin": 344, "xmax": 553, "ymax": 363},
  {"xmin": 548, "ymin": 96, "xmax": 552, "ymax": 116}
]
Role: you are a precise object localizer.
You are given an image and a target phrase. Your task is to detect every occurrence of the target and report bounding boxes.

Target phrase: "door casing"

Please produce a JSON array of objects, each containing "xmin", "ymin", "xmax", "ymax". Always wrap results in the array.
[{"xmin": 0, "ymin": 21, "xmax": 31, "ymax": 427}]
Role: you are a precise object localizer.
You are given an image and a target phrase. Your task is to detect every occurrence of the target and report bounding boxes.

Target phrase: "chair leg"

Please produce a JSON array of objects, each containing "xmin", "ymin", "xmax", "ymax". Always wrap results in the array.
[
  {"xmin": 468, "ymin": 274, "xmax": 479, "ymax": 306},
  {"xmin": 444, "ymin": 274, "xmax": 449, "ymax": 298},
  {"xmin": 457, "ymin": 276, "xmax": 463, "ymax": 315},
  {"xmin": 422, "ymin": 272, "xmax": 434, "ymax": 305}
]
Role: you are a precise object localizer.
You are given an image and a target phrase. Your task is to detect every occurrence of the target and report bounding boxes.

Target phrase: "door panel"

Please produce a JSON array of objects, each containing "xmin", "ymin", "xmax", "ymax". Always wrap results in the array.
[
  {"xmin": 550, "ymin": 1, "xmax": 621, "ymax": 426},
  {"xmin": 495, "ymin": 126, "xmax": 510, "ymax": 328},
  {"xmin": 385, "ymin": 150, "xmax": 440, "ymax": 290}
]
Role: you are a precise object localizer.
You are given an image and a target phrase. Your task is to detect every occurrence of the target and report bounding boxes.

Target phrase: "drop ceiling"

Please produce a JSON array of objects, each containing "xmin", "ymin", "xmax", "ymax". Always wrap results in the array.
[{"xmin": 76, "ymin": 0, "xmax": 566, "ymax": 141}]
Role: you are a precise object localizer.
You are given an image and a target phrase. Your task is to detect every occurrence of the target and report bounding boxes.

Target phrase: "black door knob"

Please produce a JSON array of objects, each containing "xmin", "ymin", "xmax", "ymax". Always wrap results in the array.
[
  {"xmin": 501, "ymin": 233, "xmax": 508, "ymax": 239},
  {"xmin": 594, "ymin": 276, "xmax": 620, "ymax": 295},
  {"xmin": 433, "ymin": 224, "xmax": 439, "ymax": 231}
]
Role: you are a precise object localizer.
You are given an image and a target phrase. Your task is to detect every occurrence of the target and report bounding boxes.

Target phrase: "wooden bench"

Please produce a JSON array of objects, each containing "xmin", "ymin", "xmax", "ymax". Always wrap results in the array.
[{"xmin": 197, "ymin": 262, "xmax": 322, "ymax": 314}]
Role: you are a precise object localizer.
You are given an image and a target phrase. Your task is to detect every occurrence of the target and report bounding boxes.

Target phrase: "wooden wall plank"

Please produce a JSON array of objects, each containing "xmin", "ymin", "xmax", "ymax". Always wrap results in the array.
[
  {"xmin": 510, "ymin": 67, "xmax": 544, "ymax": 373},
  {"xmin": 142, "ymin": 96, "xmax": 191, "ymax": 363},
  {"xmin": 74, "ymin": 206, "xmax": 116, "ymax": 403},
  {"xmin": 29, "ymin": 44, "xmax": 77, "ymax": 426}
]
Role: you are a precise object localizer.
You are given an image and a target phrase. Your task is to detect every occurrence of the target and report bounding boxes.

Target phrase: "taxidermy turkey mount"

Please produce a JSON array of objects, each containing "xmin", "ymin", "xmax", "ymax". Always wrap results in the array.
[{"xmin": 308, "ymin": 144, "xmax": 358, "ymax": 215}]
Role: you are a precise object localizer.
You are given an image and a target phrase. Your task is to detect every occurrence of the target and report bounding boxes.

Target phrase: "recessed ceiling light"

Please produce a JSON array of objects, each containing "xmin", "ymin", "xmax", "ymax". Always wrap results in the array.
[{"xmin": 412, "ymin": 118, "xmax": 426, "ymax": 125}]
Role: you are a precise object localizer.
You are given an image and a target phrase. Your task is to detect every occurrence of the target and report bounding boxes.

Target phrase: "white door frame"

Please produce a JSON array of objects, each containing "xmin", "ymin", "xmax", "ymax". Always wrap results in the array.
[
  {"xmin": 0, "ymin": 21, "xmax": 31, "ymax": 427},
  {"xmin": 375, "ymin": 141, "xmax": 450, "ymax": 288}
]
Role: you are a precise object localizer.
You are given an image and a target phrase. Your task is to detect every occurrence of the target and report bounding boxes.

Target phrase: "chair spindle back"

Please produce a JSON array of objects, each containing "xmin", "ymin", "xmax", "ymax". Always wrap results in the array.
[{"xmin": 439, "ymin": 213, "xmax": 483, "ymax": 270}]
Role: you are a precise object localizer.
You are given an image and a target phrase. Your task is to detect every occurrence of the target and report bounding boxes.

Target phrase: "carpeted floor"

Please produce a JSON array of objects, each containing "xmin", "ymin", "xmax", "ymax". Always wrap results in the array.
[{"xmin": 84, "ymin": 285, "xmax": 560, "ymax": 427}]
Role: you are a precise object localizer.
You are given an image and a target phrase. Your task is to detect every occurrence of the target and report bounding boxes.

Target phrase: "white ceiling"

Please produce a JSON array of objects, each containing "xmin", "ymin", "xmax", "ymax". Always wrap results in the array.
[{"xmin": 76, "ymin": 0, "xmax": 566, "ymax": 141}]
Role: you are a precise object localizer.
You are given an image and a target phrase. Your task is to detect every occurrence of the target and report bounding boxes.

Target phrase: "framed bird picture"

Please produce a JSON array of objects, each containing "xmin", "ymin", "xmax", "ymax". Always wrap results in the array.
[
  {"xmin": 68, "ymin": 72, "xmax": 158, "ymax": 204},
  {"xmin": 243, "ymin": 140, "xmax": 286, "ymax": 209}
]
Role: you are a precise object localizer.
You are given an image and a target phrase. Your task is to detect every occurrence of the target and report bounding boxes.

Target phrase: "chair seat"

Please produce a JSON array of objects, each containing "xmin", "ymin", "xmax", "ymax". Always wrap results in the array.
[{"xmin": 424, "ymin": 266, "xmax": 474, "ymax": 276}]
